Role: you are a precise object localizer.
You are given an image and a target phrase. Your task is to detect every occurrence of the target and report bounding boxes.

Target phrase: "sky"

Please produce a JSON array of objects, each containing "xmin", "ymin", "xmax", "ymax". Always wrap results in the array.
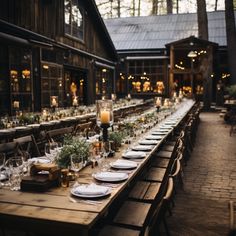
[{"xmin": 95, "ymin": 0, "xmax": 225, "ymax": 18}]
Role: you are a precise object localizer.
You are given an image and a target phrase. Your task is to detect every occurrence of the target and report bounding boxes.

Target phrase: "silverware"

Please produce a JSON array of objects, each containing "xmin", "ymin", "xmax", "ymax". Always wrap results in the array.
[{"xmin": 69, "ymin": 197, "xmax": 103, "ymax": 205}]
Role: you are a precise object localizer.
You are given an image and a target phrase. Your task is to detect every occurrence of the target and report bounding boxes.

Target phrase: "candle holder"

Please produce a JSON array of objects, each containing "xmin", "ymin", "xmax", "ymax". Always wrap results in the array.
[
  {"xmin": 72, "ymin": 96, "xmax": 78, "ymax": 107},
  {"xmin": 155, "ymin": 97, "xmax": 162, "ymax": 112},
  {"xmin": 50, "ymin": 96, "xmax": 58, "ymax": 112},
  {"xmin": 96, "ymin": 99, "xmax": 113, "ymax": 142}
]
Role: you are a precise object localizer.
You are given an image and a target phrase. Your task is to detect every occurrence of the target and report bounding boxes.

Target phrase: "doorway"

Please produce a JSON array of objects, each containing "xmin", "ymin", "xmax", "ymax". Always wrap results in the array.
[{"xmin": 64, "ymin": 68, "xmax": 87, "ymax": 106}]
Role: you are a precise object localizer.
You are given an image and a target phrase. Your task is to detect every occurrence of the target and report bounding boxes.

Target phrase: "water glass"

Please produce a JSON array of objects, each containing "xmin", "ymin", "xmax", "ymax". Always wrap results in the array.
[{"xmin": 6, "ymin": 156, "xmax": 24, "ymax": 191}]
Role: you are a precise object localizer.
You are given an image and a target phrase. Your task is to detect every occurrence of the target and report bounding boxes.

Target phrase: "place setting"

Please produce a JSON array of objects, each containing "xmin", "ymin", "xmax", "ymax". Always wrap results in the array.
[{"xmin": 122, "ymin": 150, "xmax": 146, "ymax": 160}]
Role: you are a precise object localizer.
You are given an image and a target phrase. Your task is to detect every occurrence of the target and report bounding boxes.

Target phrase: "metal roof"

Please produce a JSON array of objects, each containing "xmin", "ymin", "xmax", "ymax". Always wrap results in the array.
[{"xmin": 104, "ymin": 11, "xmax": 233, "ymax": 51}]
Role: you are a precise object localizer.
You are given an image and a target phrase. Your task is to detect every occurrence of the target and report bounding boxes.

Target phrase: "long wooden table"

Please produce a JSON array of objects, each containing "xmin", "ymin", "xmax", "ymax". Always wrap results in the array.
[{"xmin": 0, "ymin": 100, "xmax": 195, "ymax": 236}]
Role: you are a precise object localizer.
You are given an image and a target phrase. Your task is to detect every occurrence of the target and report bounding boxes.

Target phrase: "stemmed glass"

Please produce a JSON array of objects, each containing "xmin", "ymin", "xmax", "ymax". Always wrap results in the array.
[
  {"xmin": 0, "ymin": 153, "xmax": 6, "ymax": 188},
  {"xmin": 45, "ymin": 142, "xmax": 58, "ymax": 162}
]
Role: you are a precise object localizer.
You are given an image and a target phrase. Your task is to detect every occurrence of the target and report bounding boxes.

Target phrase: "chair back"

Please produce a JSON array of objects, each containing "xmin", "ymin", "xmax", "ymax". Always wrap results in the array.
[
  {"xmin": 0, "ymin": 142, "xmax": 20, "ymax": 158},
  {"xmin": 13, "ymin": 135, "xmax": 41, "ymax": 157},
  {"xmin": 46, "ymin": 126, "xmax": 74, "ymax": 144}
]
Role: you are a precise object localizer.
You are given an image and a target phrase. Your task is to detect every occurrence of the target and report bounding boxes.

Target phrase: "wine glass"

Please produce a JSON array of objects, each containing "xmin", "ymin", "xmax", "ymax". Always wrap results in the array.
[{"xmin": 45, "ymin": 142, "xmax": 58, "ymax": 162}]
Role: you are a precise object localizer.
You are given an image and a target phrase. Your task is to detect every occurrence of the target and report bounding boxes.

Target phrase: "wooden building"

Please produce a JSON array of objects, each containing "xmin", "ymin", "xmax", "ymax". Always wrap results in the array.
[
  {"xmin": 0, "ymin": 0, "xmax": 117, "ymax": 116},
  {"xmin": 105, "ymin": 11, "xmax": 234, "ymax": 102}
]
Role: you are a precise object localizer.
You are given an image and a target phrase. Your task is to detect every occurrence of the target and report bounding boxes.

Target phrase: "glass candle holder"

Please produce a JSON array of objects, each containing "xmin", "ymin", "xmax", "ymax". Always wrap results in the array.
[
  {"xmin": 96, "ymin": 99, "xmax": 113, "ymax": 141},
  {"xmin": 155, "ymin": 97, "xmax": 162, "ymax": 112}
]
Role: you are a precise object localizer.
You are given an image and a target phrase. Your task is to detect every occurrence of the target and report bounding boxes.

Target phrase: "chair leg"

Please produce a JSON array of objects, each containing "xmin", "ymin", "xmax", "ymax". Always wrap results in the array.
[{"xmin": 163, "ymin": 218, "xmax": 171, "ymax": 236}]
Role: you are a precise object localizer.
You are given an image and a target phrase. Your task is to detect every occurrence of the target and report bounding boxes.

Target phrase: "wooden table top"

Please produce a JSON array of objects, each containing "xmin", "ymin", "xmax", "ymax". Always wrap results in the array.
[{"xmin": 0, "ymin": 100, "xmax": 195, "ymax": 236}]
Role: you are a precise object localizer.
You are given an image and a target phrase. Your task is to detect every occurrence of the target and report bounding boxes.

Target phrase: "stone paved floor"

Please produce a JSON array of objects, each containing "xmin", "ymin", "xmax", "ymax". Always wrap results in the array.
[{"xmin": 167, "ymin": 112, "xmax": 236, "ymax": 236}]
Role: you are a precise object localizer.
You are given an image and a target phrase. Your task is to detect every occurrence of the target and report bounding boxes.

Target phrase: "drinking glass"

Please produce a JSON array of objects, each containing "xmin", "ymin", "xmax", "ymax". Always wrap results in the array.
[
  {"xmin": 6, "ymin": 156, "xmax": 24, "ymax": 191},
  {"xmin": 70, "ymin": 154, "xmax": 83, "ymax": 180},
  {"xmin": 45, "ymin": 142, "xmax": 58, "ymax": 162}
]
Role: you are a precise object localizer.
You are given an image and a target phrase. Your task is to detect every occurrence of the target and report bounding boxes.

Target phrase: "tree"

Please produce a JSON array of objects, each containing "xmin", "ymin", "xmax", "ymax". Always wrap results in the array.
[
  {"xmin": 225, "ymin": 0, "xmax": 236, "ymax": 85},
  {"xmin": 197, "ymin": 0, "xmax": 208, "ymax": 40},
  {"xmin": 167, "ymin": 0, "xmax": 173, "ymax": 14}
]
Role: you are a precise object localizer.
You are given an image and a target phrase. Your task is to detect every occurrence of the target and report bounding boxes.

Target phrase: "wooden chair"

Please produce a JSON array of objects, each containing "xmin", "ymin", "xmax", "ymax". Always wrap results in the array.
[
  {"xmin": 229, "ymin": 201, "xmax": 235, "ymax": 231},
  {"xmin": 13, "ymin": 135, "xmax": 41, "ymax": 157},
  {"xmin": 0, "ymin": 142, "xmax": 20, "ymax": 158},
  {"xmin": 73, "ymin": 122, "xmax": 93, "ymax": 136},
  {"xmin": 98, "ymin": 177, "xmax": 174, "ymax": 236},
  {"xmin": 46, "ymin": 126, "xmax": 74, "ymax": 144}
]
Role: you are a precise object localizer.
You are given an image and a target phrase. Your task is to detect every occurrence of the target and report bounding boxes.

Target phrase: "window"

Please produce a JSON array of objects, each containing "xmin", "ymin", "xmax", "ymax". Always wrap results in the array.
[
  {"xmin": 41, "ymin": 64, "xmax": 63, "ymax": 108},
  {"xmin": 127, "ymin": 59, "xmax": 166, "ymax": 94},
  {"xmin": 64, "ymin": 0, "xmax": 84, "ymax": 40}
]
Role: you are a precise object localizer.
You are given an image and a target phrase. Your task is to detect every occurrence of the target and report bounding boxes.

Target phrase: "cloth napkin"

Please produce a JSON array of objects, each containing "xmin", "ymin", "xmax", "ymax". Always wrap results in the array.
[
  {"xmin": 111, "ymin": 159, "xmax": 137, "ymax": 168},
  {"xmin": 73, "ymin": 184, "xmax": 110, "ymax": 195},
  {"xmin": 94, "ymin": 172, "xmax": 128, "ymax": 181},
  {"xmin": 122, "ymin": 151, "xmax": 146, "ymax": 159},
  {"xmin": 30, "ymin": 157, "xmax": 51, "ymax": 164}
]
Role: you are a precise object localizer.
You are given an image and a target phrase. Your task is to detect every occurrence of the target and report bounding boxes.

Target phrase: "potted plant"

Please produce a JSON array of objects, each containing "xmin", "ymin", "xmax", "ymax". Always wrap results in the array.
[{"xmin": 56, "ymin": 136, "xmax": 90, "ymax": 169}]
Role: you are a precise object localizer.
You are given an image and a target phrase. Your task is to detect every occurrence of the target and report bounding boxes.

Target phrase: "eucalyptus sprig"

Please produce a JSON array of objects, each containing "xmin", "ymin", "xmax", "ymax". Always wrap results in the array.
[{"xmin": 56, "ymin": 137, "xmax": 90, "ymax": 168}]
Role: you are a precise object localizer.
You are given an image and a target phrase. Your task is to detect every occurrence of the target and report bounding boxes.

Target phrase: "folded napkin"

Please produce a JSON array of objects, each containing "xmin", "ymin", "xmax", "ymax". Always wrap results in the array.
[
  {"xmin": 132, "ymin": 145, "xmax": 153, "ymax": 151},
  {"xmin": 30, "ymin": 157, "xmax": 51, "ymax": 164},
  {"xmin": 0, "ymin": 173, "xmax": 7, "ymax": 181},
  {"xmin": 111, "ymin": 159, "xmax": 137, "ymax": 168},
  {"xmin": 94, "ymin": 172, "xmax": 128, "ymax": 181},
  {"xmin": 139, "ymin": 140, "xmax": 158, "ymax": 145},
  {"xmin": 122, "ymin": 151, "xmax": 146, "ymax": 159},
  {"xmin": 73, "ymin": 184, "xmax": 110, "ymax": 195}
]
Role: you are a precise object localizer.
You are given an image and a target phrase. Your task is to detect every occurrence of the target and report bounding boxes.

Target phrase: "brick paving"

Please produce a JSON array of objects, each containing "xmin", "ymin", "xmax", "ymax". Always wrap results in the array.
[{"xmin": 167, "ymin": 112, "xmax": 236, "ymax": 236}]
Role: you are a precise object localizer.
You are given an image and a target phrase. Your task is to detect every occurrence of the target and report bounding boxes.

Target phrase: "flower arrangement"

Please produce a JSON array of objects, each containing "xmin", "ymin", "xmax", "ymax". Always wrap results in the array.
[{"xmin": 56, "ymin": 136, "xmax": 90, "ymax": 168}]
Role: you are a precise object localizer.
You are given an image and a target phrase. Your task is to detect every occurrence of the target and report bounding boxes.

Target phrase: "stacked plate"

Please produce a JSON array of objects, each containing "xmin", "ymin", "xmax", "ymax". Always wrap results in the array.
[
  {"xmin": 145, "ymin": 135, "xmax": 163, "ymax": 140},
  {"xmin": 93, "ymin": 172, "xmax": 129, "ymax": 182},
  {"xmin": 122, "ymin": 151, "xmax": 146, "ymax": 159},
  {"xmin": 110, "ymin": 159, "xmax": 137, "ymax": 169},
  {"xmin": 132, "ymin": 145, "xmax": 153, "ymax": 151},
  {"xmin": 138, "ymin": 140, "xmax": 159, "ymax": 145},
  {"xmin": 71, "ymin": 183, "xmax": 111, "ymax": 198}
]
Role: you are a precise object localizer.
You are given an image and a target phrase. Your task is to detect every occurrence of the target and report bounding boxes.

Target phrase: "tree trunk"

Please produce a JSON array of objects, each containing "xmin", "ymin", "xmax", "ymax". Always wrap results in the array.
[
  {"xmin": 215, "ymin": 0, "xmax": 218, "ymax": 10},
  {"xmin": 167, "ymin": 0, "xmax": 173, "ymax": 14},
  {"xmin": 176, "ymin": 0, "xmax": 179, "ymax": 13},
  {"xmin": 138, "ymin": 0, "xmax": 141, "ymax": 16},
  {"xmin": 117, "ymin": 0, "xmax": 120, "ymax": 17},
  {"xmin": 132, "ymin": 0, "xmax": 135, "ymax": 16},
  {"xmin": 152, "ymin": 0, "xmax": 158, "ymax": 14},
  {"xmin": 225, "ymin": 0, "xmax": 236, "ymax": 85},
  {"xmin": 197, "ymin": 0, "xmax": 208, "ymax": 40}
]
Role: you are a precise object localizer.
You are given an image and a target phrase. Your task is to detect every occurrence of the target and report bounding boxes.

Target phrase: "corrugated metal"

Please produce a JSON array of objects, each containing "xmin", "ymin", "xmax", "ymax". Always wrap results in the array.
[{"xmin": 105, "ymin": 11, "xmax": 234, "ymax": 50}]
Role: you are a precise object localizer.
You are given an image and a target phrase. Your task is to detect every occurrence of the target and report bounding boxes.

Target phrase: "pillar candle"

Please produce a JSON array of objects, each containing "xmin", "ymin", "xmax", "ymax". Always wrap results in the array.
[
  {"xmin": 100, "ymin": 110, "xmax": 110, "ymax": 124},
  {"xmin": 13, "ymin": 101, "xmax": 20, "ymax": 108}
]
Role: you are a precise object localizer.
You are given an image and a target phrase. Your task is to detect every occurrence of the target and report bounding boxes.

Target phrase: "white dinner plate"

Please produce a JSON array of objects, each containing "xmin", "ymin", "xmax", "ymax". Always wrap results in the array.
[
  {"xmin": 138, "ymin": 140, "xmax": 159, "ymax": 145},
  {"xmin": 122, "ymin": 151, "xmax": 146, "ymax": 159},
  {"xmin": 132, "ymin": 145, "xmax": 153, "ymax": 151},
  {"xmin": 145, "ymin": 135, "xmax": 163, "ymax": 140},
  {"xmin": 71, "ymin": 185, "xmax": 111, "ymax": 198},
  {"xmin": 93, "ymin": 172, "xmax": 129, "ymax": 182},
  {"xmin": 110, "ymin": 160, "xmax": 137, "ymax": 169}
]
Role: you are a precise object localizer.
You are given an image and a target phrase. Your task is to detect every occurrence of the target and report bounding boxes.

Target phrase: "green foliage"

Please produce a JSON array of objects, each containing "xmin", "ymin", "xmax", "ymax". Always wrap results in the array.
[
  {"xmin": 109, "ymin": 131, "xmax": 124, "ymax": 147},
  {"xmin": 57, "ymin": 137, "xmax": 90, "ymax": 168},
  {"xmin": 226, "ymin": 85, "xmax": 236, "ymax": 99}
]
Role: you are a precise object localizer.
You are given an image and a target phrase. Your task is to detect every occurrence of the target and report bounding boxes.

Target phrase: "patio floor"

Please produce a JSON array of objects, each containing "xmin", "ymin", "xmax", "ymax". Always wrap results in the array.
[{"xmin": 167, "ymin": 111, "xmax": 236, "ymax": 236}]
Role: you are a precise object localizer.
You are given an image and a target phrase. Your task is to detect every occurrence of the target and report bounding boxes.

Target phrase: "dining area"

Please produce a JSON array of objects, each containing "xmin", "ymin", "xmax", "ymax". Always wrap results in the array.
[{"xmin": 0, "ymin": 98, "xmax": 200, "ymax": 236}]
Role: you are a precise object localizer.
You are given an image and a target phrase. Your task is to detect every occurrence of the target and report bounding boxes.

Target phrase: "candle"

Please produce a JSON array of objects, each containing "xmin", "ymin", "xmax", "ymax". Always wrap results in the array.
[
  {"xmin": 156, "ymin": 98, "xmax": 161, "ymax": 107},
  {"xmin": 127, "ymin": 94, "xmax": 131, "ymax": 99},
  {"xmin": 100, "ymin": 110, "xmax": 110, "ymax": 124},
  {"xmin": 72, "ymin": 97, "xmax": 78, "ymax": 106},
  {"xmin": 111, "ymin": 94, "xmax": 116, "ymax": 101},
  {"xmin": 13, "ymin": 101, "xmax": 19, "ymax": 109},
  {"xmin": 51, "ymin": 98, "xmax": 57, "ymax": 107},
  {"xmin": 173, "ymin": 92, "xmax": 177, "ymax": 98}
]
